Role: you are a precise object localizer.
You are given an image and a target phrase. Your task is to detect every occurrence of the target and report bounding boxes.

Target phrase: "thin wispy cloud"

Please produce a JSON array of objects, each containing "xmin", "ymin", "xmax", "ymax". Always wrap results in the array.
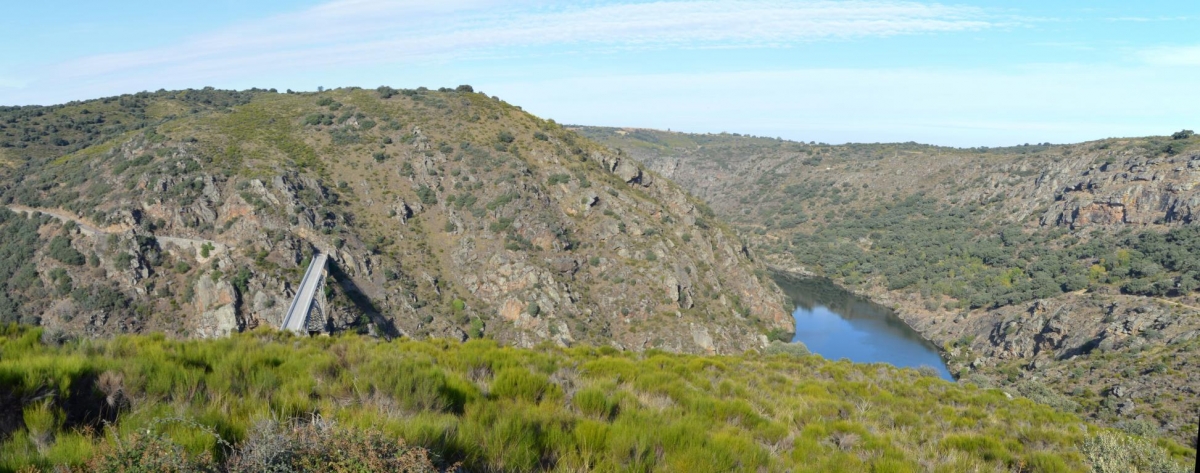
[
  {"xmin": 40, "ymin": 0, "xmax": 991, "ymax": 96},
  {"xmin": 1138, "ymin": 45, "xmax": 1200, "ymax": 66}
]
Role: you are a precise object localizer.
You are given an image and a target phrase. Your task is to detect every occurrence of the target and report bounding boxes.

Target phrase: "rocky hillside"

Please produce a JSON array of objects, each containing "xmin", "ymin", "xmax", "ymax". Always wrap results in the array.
[
  {"xmin": 0, "ymin": 89, "xmax": 791, "ymax": 354},
  {"xmin": 580, "ymin": 126, "xmax": 1200, "ymax": 445}
]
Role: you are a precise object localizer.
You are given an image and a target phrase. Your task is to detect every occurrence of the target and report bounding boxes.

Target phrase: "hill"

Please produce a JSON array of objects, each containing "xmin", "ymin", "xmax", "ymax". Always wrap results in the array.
[
  {"xmin": 0, "ymin": 88, "xmax": 790, "ymax": 354},
  {"xmin": 579, "ymin": 126, "xmax": 1200, "ymax": 446},
  {"xmin": 3, "ymin": 324, "xmax": 1192, "ymax": 472}
]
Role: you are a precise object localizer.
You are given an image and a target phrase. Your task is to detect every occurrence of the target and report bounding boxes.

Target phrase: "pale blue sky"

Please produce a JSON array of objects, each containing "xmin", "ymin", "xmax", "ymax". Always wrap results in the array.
[{"xmin": 2, "ymin": 0, "xmax": 1197, "ymax": 146}]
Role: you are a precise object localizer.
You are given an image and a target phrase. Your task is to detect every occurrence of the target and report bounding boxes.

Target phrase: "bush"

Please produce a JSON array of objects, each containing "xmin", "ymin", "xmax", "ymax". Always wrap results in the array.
[
  {"xmin": 469, "ymin": 318, "xmax": 484, "ymax": 338},
  {"xmin": 573, "ymin": 387, "xmax": 617, "ymax": 420},
  {"xmin": 491, "ymin": 367, "xmax": 556, "ymax": 404},
  {"xmin": 763, "ymin": 341, "xmax": 809, "ymax": 357},
  {"xmin": 1171, "ymin": 129, "xmax": 1194, "ymax": 140},
  {"xmin": 1081, "ymin": 431, "xmax": 1188, "ymax": 473},
  {"xmin": 417, "ymin": 186, "xmax": 437, "ymax": 205},
  {"xmin": 546, "ymin": 173, "xmax": 570, "ymax": 186},
  {"xmin": 47, "ymin": 236, "xmax": 85, "ymax": 266},
  {"xmin": 455, "ymin": 84, "xmax": 474, "ymax": 93},
  {"xmin": 227, "ymin": 418, "xmax": 436, "ymax": 472},
  {"xmin": 83, "ymin": 429, "xmax": 217, "ymax": 473},
  {"xmin": 497, "ymin": 131, "xmax": 515, "ymax": 144}
]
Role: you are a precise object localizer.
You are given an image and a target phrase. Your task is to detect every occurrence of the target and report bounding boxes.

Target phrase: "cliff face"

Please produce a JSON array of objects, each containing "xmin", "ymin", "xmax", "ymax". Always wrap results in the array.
[
  {"xmin": 581, "ymin": 126, "xmax": 1200, "ymax": 444},
  {"xmin": 0, "ymin": 88, "xmax": 789, "ymax": 354}
]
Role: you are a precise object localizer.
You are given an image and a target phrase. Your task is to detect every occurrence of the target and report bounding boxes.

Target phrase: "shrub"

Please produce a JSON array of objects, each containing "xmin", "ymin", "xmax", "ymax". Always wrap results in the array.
[
  {"xmin": 47, "ymin": 236, "xmax": 86, "ymax": 265},
  {"xmin": 83, "ymin": 429, "xmax": 217, "ymax": 473},
  {"xmin": 455, "ymin": 84, "xmax": 474, "ymax": 93},
  {"xmin": 228, "ymin": 418, "xmax": 436, "ymax": 473},
  {"xmin": 765, "ymin": 328, "xmax": 792, "ymax": 343},
  {"xmin": 1171, "ymin": 129, "xmax": 1194, "ymax": 140},
  {"xmin": 417, "ymin": 186, "xmax": 437, "ymax": 205},
  {"xmin": 497, "ymin": 131, "xmax": 515, "ymax": 144},
  {"xmin": 1081, "ymin": 431, "xmax": 1188, "ymax": 473},
  {"xmin": 763, "ymin": 341, "xmax": 809, "ymax": 357},
  {"xmin": 491, "ymin": 367, "xmax": 556, "ymax": 404},
  {"xmin": 546, "ymin": 173, "xmax": 570, "ymax": 186},
  {"xmin": 573, "ymin": 387, "xmax": 617, "ymax": 420},
  {"xmin": 469, "ymin": 318, "xmax": 484, "ymax": 338}
]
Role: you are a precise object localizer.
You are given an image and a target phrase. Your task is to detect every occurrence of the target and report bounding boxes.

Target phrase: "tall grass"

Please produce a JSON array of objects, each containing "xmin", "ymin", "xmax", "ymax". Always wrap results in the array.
[{"xmin": 0, "ymin": 323, "xmax": 1192, "ymax": 472}]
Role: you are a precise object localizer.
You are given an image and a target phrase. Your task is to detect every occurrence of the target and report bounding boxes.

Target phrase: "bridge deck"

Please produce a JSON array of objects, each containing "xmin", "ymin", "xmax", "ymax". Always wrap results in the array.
[{"xmin": 281, "ymin": 253, "xmax": 328, "ymax": 333}]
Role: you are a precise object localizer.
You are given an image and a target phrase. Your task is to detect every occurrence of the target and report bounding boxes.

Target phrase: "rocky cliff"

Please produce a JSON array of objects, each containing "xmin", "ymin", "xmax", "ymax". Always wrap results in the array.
[{"xmin": 0, "ymin": 88, "xmax": 790, "ymax": 354}]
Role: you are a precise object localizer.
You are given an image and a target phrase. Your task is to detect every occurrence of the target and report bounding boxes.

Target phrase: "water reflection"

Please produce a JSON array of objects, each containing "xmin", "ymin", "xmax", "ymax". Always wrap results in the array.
[{"xmin": 774, "ymin": 274, "xmax": 955, "ymax": 381}]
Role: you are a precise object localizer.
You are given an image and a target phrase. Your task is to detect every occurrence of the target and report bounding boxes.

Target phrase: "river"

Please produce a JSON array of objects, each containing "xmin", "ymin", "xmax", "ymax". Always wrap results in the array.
[{"xmin": 773, "ymin": 273, "xmax": 955, "ymax": 381}]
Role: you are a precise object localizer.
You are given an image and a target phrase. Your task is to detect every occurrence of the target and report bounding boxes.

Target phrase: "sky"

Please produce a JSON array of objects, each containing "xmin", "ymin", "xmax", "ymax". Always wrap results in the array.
[{"xmin": 1, "ymin": 0, "xmax": 1197, "ymax": 146}]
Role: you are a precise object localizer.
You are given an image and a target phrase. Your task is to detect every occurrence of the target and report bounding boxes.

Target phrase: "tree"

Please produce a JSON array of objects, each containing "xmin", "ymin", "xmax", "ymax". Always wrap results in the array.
[{"xmin": 1171, "ymin": 129, "xmax": 1194, "ymax": 140}]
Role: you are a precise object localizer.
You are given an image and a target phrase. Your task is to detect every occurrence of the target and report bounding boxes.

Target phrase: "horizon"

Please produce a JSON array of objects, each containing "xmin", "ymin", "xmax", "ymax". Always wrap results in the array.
[{"xmin": 3, "ymin": 1, "xmax": 1198, "ymax": 147}]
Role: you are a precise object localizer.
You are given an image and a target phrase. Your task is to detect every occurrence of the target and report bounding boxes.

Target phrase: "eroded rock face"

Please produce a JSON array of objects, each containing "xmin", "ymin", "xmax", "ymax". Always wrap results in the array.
[
  {"xmin": 192, "ymin": 277, "xmax": 240, "ymax": 338},
  {"xmin": 1044, "ymin": 155, "xmax": 1200, "ymax": 228}
]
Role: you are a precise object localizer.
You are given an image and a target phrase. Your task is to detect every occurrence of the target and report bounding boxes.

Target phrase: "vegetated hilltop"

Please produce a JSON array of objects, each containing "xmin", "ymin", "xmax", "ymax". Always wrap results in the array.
[
  {"xmin": 6, "ymin": 324, "xmax": 1192, "ymax": 472},
  {"xmin": 579, "ymin": 126, "xmax": 1200, "ymax": 446},
  {"xmin": 0, "ymin": 88, "xmax": 790, "ymax": 354}
]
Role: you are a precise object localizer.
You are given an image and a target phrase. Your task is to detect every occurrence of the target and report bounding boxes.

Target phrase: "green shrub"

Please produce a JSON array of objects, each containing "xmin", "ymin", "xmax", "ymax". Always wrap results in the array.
[
  {"xmin": 47, "ymin": 236, "xmax": 85, "ymax": 265},
  {"xmin": 491, "ymin": 367, "xmax": 556, "ymax": 404},
  {"xmin": 547, "ymin": 173, "xmax": 570, "ymax": 185},
  {"xmin": 417, "ymin": 185, "xmax": 437, "ymax": 205},
  {"xmin": 573, "ymin": 387, "xmax": 617, "ymax": 420},
  {"xmin": 763, "ymin": 341, "xmax": 809, "ymax": 357}
]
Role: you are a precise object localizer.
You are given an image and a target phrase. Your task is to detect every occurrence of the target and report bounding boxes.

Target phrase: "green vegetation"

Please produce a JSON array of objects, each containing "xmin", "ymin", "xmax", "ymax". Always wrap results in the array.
[
  {"xmin": 0, "ymin": 210, "xmax": 45, "ymax": 324},
  {"xmin": 790, "ymin": 196, "xmax": 1200, "ymax": 309},
  {"xmin": 47, "ymin": 235, "xmax": 85, "ymax": 266},
  {"xmin": 0, "ymin": 324, "xmax": 1148, "ymax": 472}
]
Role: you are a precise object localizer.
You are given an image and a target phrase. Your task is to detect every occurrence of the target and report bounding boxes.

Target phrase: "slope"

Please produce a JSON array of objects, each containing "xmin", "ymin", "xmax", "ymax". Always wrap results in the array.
[
  {"xmin": 0, "ymin": 88, "xmax": 790, "ymax": 354},
  {"xmin": 579, "ymin": 126, "xmax": 1200, "ymax": 446},
  {"xmin": 5, "ymin": 325, "xmax": 1190, "ymax": 472}
]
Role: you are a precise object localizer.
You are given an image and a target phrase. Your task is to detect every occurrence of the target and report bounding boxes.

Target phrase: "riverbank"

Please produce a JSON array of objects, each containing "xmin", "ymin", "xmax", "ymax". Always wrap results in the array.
[
  {"xmin": 769, "ymin": 265, "xmax": 1200, "ymax": 450},
  {"xmin": 769, "ymin": 269, "xmax": 954, "ymax": 380}
]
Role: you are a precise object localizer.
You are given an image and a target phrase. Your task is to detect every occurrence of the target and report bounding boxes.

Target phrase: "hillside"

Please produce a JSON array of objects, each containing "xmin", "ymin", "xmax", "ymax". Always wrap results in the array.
[
  {"xmin": 579, "ymin": 126, "xmax": 1200, "ymax": 446},
  {"xmin": 0, "ymin": 88, "xmax": 790, "ymax": 354},
  {"xmin": 4, "ymin": 325, "xmax": 1193, "ymax": 472}
]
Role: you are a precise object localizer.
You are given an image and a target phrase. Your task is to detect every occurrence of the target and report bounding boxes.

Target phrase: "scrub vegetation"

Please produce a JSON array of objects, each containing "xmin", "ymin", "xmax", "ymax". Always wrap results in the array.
[{"xmin": 1, "ymin": 324, "xmax": 1192, "ymax": 472}]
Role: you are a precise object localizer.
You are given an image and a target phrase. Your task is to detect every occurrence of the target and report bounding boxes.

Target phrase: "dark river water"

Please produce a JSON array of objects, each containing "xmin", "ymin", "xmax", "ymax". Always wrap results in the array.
[{"xmin": 773, "ymin": 274, "xmax": 955, "ymax": 381}]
